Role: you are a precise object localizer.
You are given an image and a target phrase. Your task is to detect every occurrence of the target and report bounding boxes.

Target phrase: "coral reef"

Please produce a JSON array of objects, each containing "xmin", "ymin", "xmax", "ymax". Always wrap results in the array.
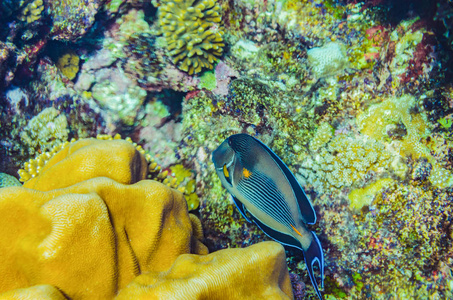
[
  {"xmin": 19, "ymin": 107, "xmax": 69, "ymax": 157},
  {"xmin": 48, "ymin": 0, "xmax": 103, "ymax": 41},
  {"xmin": 307, "ymin": 42, "xmax": 348, "ymax": 79},
  {"xmin": 158, "ymin": 0, "xmax": 224, "ymax": 75},
  {"xmin": 18, "ymin": 0, "xmax": 43, "ymax": 23},
  {"xmin": 55, "ymin": 49, "xmax": 80, "ymax": 80},
  {"xmin": 356, "ymin": 183, "xmax": 453, "ymax": 298},
  {"xmin": 117, "ymin": 242, "xmax": 293, "ymax": 299},
  {"xmin": 1, "ymin": 0, "xmax": 453, "ymax": 298},
  {"xmin": 0, "ymin": 138, "xmax": 293, "ymax": 299},
  {"xmin": 0, "ymin": 173, "xmax": 21, "ymax": 188}
]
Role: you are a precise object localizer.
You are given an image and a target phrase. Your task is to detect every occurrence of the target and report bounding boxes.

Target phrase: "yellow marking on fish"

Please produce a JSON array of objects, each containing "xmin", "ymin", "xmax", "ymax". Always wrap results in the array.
[
  {"xmin": 243, "ymin": 168, "xmax": 252, "ymax": 178},
  {"xmin": 290, "ymin": 224, "xmax": 303, "ymax": 237},
  {"xmin": 223, "ymin": 164, "xmax": 229, "ymax": 178}
]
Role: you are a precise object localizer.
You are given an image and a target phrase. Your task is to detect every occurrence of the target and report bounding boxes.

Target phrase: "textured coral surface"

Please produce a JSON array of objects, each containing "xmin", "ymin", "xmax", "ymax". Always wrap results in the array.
[
  {"xmin": 158, "ymin": 0, "xmax": 224, "ymax": 74},
  {"xmin": 0, "ymin": 138, "xmax": 293, "ymax": 299},
  {"xmin": 117, "ymin": 242, "xmax": 293, "ymax": 300}
]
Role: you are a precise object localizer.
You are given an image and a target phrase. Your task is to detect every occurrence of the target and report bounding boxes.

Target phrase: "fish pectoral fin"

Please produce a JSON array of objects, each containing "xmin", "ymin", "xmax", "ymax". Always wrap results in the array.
[
  {"xmin": 231, "ymin": 195, "xmax": 252, "ymax": 223},
  {"xmin": 303, "ymin": 231, "xmax": 324, "ymax": 300}
]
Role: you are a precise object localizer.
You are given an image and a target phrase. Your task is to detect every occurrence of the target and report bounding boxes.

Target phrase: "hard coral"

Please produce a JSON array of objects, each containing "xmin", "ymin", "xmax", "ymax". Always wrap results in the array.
[
  {"xmin": 48, "ymin": 0, "xmax": 103, "ymax": 41},
  {"xmin": 19, "ymin": 107, "xmax": 69, "ymax": 157},
  {"xmin": 18, "ymin": 0, "xmax": 44, "ymax": 23},
  {"xmin": 0, "ymin": 138, "xmax": 293, "ymax": 299},
  {"xmin": 55, "ymin": 49, "xmax": 80, "ymax": 80},
  {"xmin": 307, "ymin": 41, "xmax": 348, "ymax": 78},
  {"xmin": 23, "ymin": 138, "xmax": 148, "ymax": 191},
  {"xmin": 117, "ymin": 242, "xmax": 293, "ymax": 300},
  {"xmin": 158, "ymin": 0, "xmax": 224, "ymax": 75},
  {"xmin": 0, "ymin": 178, "xmax": 206, "ymax": 298}
]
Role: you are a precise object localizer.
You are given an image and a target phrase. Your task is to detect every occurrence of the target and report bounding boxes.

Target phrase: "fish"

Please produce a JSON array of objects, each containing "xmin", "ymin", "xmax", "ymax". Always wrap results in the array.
[{"xmin": 212, "ymin": 133, "xmax": 324, "ymax": 299}]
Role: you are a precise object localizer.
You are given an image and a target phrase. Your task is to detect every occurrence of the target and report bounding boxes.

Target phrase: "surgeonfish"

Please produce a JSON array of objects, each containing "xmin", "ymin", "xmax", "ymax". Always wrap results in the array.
[{"xmin": 212, "ymin": 133, "xmax": 324, "ymax": 299}]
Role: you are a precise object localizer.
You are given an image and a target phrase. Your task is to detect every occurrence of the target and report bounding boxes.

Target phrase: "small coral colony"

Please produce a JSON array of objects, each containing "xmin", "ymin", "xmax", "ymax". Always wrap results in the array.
[{"xmin": 1, "ymin": 0, "xmax": 453, "ymax": 299}]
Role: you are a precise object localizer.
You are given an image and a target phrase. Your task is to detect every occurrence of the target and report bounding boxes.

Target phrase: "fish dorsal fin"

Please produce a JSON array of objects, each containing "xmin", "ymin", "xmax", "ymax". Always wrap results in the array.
[
  {"xmin": 253, "ymin": 137, "xmax": 317, "ymax": 225},
  {"xmin": 231, "ymin": 195, "xmax": 252, "ymax": 223},
  {"xmin": 250, "ymin": 214, "xmax": 303, "ymax": 252}
]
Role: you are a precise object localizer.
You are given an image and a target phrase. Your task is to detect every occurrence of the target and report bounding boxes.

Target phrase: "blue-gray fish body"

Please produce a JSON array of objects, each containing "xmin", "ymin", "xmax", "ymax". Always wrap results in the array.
[{"xmin": 212, "ymin": 133, "xmax": 324, "ymax": 299}]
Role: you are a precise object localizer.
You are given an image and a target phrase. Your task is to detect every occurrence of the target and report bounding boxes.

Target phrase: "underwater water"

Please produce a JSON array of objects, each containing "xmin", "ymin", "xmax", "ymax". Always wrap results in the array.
[{"xmin": 0, "ymin": 0, "xmax": 453, "ymax": 299}]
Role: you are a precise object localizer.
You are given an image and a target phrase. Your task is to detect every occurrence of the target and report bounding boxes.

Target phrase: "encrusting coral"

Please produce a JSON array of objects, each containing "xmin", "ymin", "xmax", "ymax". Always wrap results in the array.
[
  {"xmin": 0, "ymin": 138, "xmax": 293, "ymax": 299},
  {"xmin": 307, "ymin": 41, "xmax": 348, "ymax": 78},
  {"xmin": 157, "ymin": 0, "xmax": 224, "ymax": 75},
  {"xmin": 19, "ymin": 107, "xmax": 69, "ymax": 157}
]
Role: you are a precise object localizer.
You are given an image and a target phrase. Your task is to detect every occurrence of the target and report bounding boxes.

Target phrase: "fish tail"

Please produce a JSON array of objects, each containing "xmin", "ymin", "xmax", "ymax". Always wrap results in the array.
[{"xmin": 303, "ymin": 231, "xmax": 324, "ymax": 300}]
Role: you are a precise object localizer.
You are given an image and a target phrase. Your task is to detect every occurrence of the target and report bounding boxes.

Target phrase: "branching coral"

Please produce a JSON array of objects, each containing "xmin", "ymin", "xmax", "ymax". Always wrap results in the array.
[
  {"xmin": 158, "ymin": 0, "xmax": 224, "ymax": 75},
  {"xmin": 18, "ymin": 0, "xmax": 43, "ymax": 23}
]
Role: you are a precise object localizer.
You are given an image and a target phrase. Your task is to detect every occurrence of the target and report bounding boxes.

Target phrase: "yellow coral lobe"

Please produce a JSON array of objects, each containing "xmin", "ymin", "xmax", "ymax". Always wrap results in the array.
[
  {"xmin": 116, "ymin": 242, "xmax": 293, "ymax": 299},
  {"xmin": 290, "ymin": 224, "xmax": 303, "ymax": 237},
  {"xmin": 223, "ymin": 164, "xmax": 229, "ymax": 178},
  {"xmin": 23, "ymin": 138, "xmax": 148, "ymax": 191},
  {"xmin": 242, "ymin": 168, "xmax": 252, "ymax": 178},
  {"xmin": 56, "ymin": 49, "xmax": 80, "ymax": 80},
  {"xmin": 0, "ymin": 139, "xmax": 293, "ymax": 299}
]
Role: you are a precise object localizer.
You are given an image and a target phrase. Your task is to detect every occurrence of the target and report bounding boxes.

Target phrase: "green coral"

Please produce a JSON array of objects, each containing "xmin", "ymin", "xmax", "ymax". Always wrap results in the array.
[
  {"xmin": 0, "ymin": 173, "xmax": 21, "ymax": 188},
  {"xmin": 158, "ymin": 0, "xmax": 224, "ymax": 75},
  {"xmin": 198, "ymin": 70, "xmax": 217, "ymax": 90},
  {"xmin": 309, "ymin": 122, "xmax": 334, "ymax": 152},
  {"xmin": 307, "ymin": 42, "xmax": 348, "ymax": 78},
  {"xmin": 19, "ymin": 107, "xmax": 69, "ymax": 157},
  {"xmin": 91, "ymin": 75, "xmax": 147, "ymax": 126},
  {"xmin": 357, "ymin": 94, "xmax": 453, "ymax": 188}
]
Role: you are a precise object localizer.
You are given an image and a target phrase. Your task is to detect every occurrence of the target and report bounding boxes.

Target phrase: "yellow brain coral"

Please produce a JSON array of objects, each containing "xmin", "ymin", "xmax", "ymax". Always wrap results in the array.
[
  {"xmin": 23, "ymin": 138, "xmax": 148, "ymax": 191},
  {"xmin": 158, "ymin": 0, "xmax": 224, "ymax": 75},
  {"xmin": 117, "ymin": 242, "xmax": 293, "ymax": 300},
  {"xmin": 0, "ymin": 178, "xmax": 206, "ymax": 298},
  {"xmin": 56, "ymin": 49, "xmax": 80, "ymax": 80},
  {"xmin": 1, "ymin": 138, "xmax": 293, "ymax": 299}
]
